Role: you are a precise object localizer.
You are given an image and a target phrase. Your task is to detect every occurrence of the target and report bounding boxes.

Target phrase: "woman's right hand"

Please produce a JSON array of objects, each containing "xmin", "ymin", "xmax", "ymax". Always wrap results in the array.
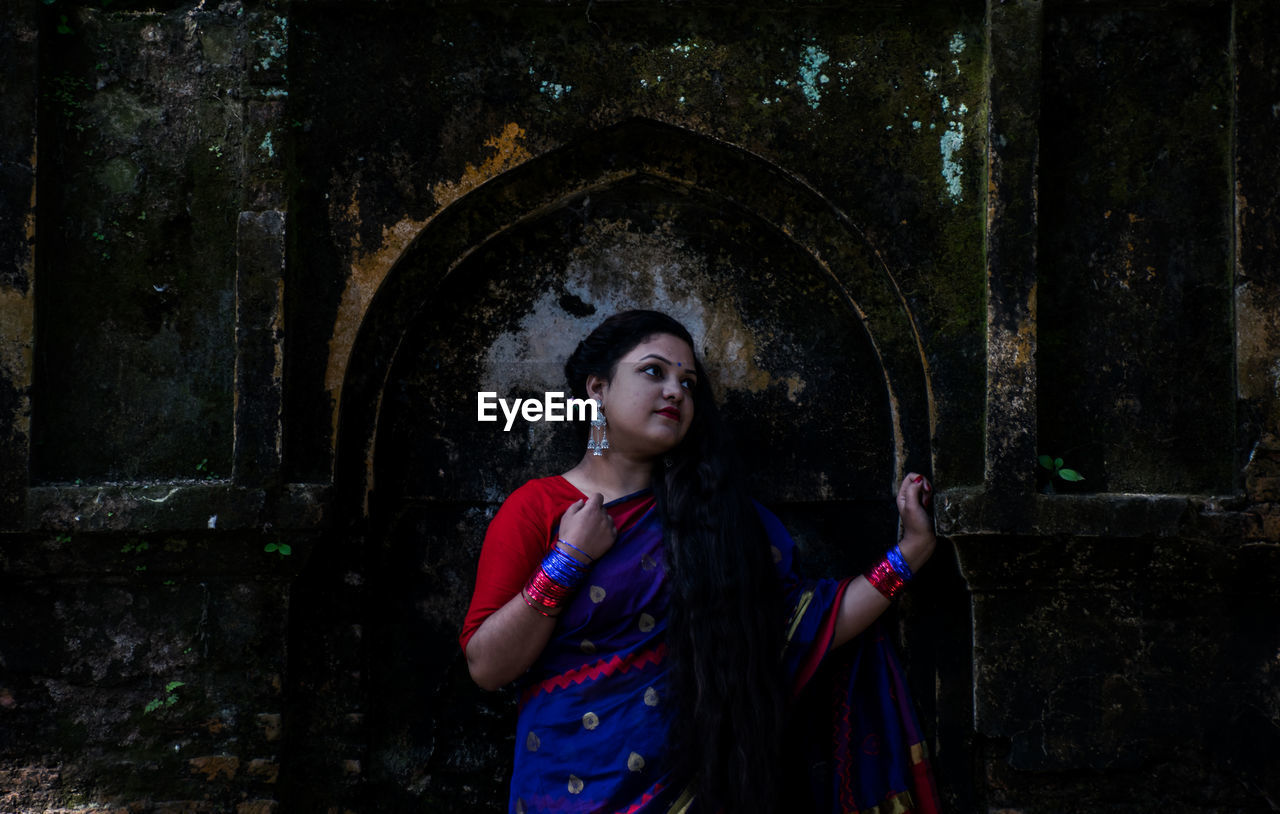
[
  {"xmin": 556, "ymin": 494, "xmax": 618, "ymax": 562},
  {"xmin": 466, "ymin": 493, "xmax": 617, "ymax": 690}
]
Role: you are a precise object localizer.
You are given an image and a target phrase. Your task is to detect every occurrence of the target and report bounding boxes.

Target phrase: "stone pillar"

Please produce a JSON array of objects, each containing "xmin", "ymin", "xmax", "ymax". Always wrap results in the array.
[
  {"xmin": 0, "ymin": 0, "xmax": 38, "ymax": 529},
  {"xmin": 983, "ymin": 0, "xmax": 1043, "ymax": 527}
]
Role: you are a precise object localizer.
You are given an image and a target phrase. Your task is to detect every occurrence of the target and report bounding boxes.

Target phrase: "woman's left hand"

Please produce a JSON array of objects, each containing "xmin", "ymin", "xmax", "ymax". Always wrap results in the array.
[
  {"xmin": 896, "ymin": 472, "xmax": 936, "ymax": 573},
  {"xmin": 832, "ymin": 472, "xmax": 940, "ymax": 647}
]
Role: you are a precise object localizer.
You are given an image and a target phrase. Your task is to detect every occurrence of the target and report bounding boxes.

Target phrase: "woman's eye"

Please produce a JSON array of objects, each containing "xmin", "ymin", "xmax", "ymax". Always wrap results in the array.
[
  {"xmin": 642, "ymin": 364, "xmax": 661, "ymax": 377},
  {"xmin": 681, "ymin": 379, "xmax": 695, "ymax": 390}
]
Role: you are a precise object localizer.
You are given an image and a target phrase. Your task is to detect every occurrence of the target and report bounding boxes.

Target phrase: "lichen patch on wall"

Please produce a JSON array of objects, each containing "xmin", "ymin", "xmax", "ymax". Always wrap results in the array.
[
  {"xmin": 939, "ymin": 118, "xmax": 967, "ymax": 203},
  {"xmin": 949, "ymin": 32, "xmax": 967, "ymax": 74},
  {"xmin": 255, "ymin": 15, "xmax": 287, "ymax": 74},
  {"xmin": 796, "ymin": 44, "xmax": 832, "ymax": 110},
  {"xmin": 530, "ymin": 67, "xmax": 573, "ymax": 101},
  {"xmin": 935, "ymin": 93, "xmax": 971, "ymax": 204}
]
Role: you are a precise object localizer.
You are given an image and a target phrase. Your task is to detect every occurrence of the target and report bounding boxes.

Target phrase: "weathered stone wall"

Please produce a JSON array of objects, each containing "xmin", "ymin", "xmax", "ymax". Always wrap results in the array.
[{"xmin": 1, "ymin": 0, "xmax": 1277, "ymax": 811}]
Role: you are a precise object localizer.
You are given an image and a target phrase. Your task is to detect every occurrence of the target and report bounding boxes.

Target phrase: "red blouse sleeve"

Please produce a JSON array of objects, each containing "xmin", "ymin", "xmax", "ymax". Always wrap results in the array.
[{"xmin": 458, "ymin": 477, "xmax": 583, "ymax": 653}]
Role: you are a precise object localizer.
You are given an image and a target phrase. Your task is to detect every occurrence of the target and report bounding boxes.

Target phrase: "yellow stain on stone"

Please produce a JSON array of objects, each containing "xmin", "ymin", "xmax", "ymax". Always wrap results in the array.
[
  {"xmin": 325, "ymin": 123, "xmax": 535, "ymax": 449},
  {"xmin": 1013, "ymin": 283, "xmax": 1037, "ymax": 366},
  {"xmin": 702, "ymin": 317, "xmax": 774, "ymax": 393},
  {"xmin": 189, "ymin": 755, "xmax": 240, "ymax": 781},
  {"xmin": 324, "ymin": 212, "xmax": 427, "ymax": 440},
  {"xmin": 0, "ymin": 286, "xmax": 34, "ymax": 441},
  {"xmin": 784, "ymin": 374, "xmax": 806, "ymax": 402},
  {"xmin": 1013, "ymin": 317, "xmax": 1035, "ymax": 366},
  {"xmin": 1236, "ymin": 280, "xmax": 1280, "ymax": 403},
  {"xmin": 0, "ymin": 144, "xmax": 39, "ymax": 425},
  {"xmin": 432, "ymin": 122, "xmax": 533, "ymax": 209},
  {"xmin": 0, "ymin": 289, "xmax": 33, "ymax": 385},
  {"xmin": 246, "ymin": 758, "xmax": 280, "ymax": 785}
]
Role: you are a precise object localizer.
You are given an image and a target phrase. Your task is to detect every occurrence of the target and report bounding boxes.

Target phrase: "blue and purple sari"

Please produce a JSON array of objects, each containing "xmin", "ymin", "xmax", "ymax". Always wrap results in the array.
[{"xmin": 509, "ymin": 489, "xmax": 940, "ymax": 814}]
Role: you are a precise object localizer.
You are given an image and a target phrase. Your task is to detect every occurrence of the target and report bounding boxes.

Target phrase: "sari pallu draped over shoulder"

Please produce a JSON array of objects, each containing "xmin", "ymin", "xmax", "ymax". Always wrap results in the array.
[{"xmin": 498, "ymin": 484, "xmax": 941, "ymax": 814}]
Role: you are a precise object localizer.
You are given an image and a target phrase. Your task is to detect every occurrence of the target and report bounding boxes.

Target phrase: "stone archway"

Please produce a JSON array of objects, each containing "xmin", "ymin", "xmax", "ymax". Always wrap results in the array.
[{"xmin": 286, "ymin": 118, "xmax": 937, "ymax": 810}]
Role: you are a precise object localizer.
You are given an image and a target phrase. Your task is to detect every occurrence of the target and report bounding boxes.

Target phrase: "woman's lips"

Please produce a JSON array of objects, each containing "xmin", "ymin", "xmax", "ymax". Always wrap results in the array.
[{"xmin": 657, "ymin": 407, "xmax": 680, "ymax": 420}]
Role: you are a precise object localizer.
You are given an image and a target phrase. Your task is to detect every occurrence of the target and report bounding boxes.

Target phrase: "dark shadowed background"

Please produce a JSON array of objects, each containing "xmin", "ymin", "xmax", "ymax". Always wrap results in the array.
[{"xmin": 1, "ymin": 1, "xmax": 1278, "ymax": 811}]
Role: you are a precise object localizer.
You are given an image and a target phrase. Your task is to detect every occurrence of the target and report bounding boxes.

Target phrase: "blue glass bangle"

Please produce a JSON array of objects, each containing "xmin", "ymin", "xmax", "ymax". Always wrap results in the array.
[
  {"xmin": 538, "ymin": 560, "xmax": 576, "ymax": 589},
  {"xmin": 885, "ymin": 544, "xmax": 914, "ymax": 582},
  {"xmin": 539, "ymin": 552, "xmax": 577, "ymax": 585},
  {"xmin": 555, "ymin": 546, "xmax": 590, "ymax": 576},
  {"xmin": 541, "ymin": 547, "xmax": 590, "ymax": 588},
  {"xmin": 556, "ymin": 537, "xmax": 595, "ymax": 563}
]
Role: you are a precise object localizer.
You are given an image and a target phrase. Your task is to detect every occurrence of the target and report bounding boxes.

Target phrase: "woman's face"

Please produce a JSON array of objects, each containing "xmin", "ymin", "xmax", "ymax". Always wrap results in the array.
[{"xmin": 587, "ymin": 333, "xmax": 698, "ymax": 459}]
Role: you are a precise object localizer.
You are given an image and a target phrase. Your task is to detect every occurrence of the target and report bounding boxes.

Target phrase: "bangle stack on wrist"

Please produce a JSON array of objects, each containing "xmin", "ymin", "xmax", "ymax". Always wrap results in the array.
[
  {"xmin": 884, "ymin": 545, "xmax": 913, "ymax": 581},
  {"xmin": 523, "ymin": 543, "xmax": 593, "ymax": 617},
  {"xmin": 865, "ymin": 544, "xmax": 914, "ymax": 601}
]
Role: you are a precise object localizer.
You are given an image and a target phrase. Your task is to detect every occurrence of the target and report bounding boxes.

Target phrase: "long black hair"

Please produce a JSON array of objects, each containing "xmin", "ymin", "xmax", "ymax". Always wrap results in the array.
[{"xmin": 564, "ymin": 310, "xmax": 787, "ymax": 813}]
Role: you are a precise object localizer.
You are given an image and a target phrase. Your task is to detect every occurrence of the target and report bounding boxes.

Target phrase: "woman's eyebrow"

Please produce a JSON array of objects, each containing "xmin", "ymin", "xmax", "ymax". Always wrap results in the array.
[{"xmin": 636, "ymin": 353, "xmax": 695, "ymax": 372}]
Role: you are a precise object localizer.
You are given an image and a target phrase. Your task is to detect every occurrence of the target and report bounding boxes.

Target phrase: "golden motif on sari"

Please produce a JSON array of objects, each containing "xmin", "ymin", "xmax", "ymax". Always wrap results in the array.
[
  {"xmin": 643, "ymin": 686, "xmax": 660, "ymax": 706},
  {"xmin": 568, "ymin": 774, "xmax": 584, "ymax": 795},
  {"xmin": 582, "ymin": 711, "xmax": 600, "ymax": 730},
  {"xmin": 784, "ymin": 588, "xmax": 816, "ymax": 645},
  {"xmin": 638, "ymin": 613, "xmax": 655, "ymax": 632},
  {"xmin": 525, "ymin": 731, "xmax": 540, "ymax": 752},
  {"xmin": 863, "ymin": 790, "xmax": 915, "ymax": 814},
  {"xmin": 666, "ymin": 786, "xmax": 696, "ymax": 813},
  {"xmin": 627, "ymin": 751, "xmax": 646, "ymax": 772},
  {"xmin": 771, "ymin": 545, "xmax": 783, "ymax": 563},
  {"xmin": 580, "ymin": 639, "xmax": 597, "ymax": 654},
  {"xmin": 641, "ymin": 554, "xmax": 658, "ymax": 571},
  {"xmin": 589, "ymin": 585, "xmax": 607, "ymax": 603}
]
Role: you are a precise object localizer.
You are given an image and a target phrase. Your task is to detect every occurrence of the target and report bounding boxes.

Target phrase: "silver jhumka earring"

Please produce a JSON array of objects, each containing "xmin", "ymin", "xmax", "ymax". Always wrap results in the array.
[{"xmin": 587, "ymin": 400, "xmax": 609, "ymax": 456}]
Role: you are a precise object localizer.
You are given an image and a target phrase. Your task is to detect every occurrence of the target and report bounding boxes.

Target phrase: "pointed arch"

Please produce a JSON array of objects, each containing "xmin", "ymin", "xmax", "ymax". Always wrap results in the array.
[{"xmin": 334, "ymin": 116, "xmax": 933, "ymax": 516}]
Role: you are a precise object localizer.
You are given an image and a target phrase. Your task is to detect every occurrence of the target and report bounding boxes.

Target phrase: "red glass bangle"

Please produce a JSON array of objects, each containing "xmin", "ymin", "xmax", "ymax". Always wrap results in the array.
[
  {"xmin": 866, "ymin": 558, "xmax": 906, "ymax": 601},
  {"xmin": 521, "ymin": 588, "xmax": 559, "ymax": 617},
  {"xmin": 527, "ymin": 569, "xmax": 572, "ymax": 604},
  {"xmin": 524, "ymin": 564, "xmax": 581, "ymax": 617}
]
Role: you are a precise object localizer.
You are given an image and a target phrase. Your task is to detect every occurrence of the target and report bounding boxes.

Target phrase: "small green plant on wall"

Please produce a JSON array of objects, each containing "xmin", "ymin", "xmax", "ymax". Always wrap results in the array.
[
  {"xmin": 143, "ymin": 680, "xmax": 184, "ymax": 715},
  {"xmin": 264, "ymin": 540, "xmax": 292, "ymax": 557},
  {"xmin": 195, "ymin": 458, "xmax": 219, "ymax": 480},
  {"xmin": 1039, "ymin": 455, "xmax": 1084, "ymax": 485}
]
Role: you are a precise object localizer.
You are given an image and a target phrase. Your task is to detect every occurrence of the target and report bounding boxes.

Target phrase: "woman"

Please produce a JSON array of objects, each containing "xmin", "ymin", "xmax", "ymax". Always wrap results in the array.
[{"xmin": 460, "ymin": 310, "xmax": 939, "ymax": 813}]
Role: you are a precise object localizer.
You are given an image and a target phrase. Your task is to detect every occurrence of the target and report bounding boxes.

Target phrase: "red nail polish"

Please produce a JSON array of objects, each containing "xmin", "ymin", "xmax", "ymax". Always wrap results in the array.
[{"xmin": 913, "ymin": 476, "xmax": 923, "ymax": 483}]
